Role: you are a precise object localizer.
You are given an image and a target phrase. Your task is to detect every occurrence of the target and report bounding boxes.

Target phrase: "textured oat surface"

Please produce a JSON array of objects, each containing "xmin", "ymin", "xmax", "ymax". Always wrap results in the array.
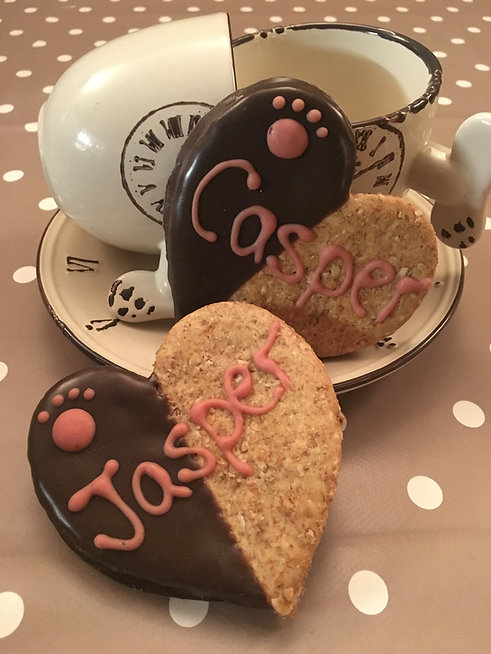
[
  {"xmin": 231, "ymin": 194, "xmax": 438, "ymax": 357},
  {"xmin": 153, "ymin": 302, "xmax": 343, "ymax": 616}
]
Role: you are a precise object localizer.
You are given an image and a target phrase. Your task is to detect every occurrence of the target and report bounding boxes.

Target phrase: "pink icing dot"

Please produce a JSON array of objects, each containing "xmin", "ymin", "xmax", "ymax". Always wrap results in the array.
[
  {"xmin": 84, "ymin": 388, "xmax": 95, "ymax": 400},
  {"xmin": 52, "ymin": 408, "xmax": 96, "ymax": 452},
  {"xmin": 316, "ymin": 126, "xmax": 328, "ymax": 138},
  {"xmin": 291, "ymin": 98, "xmax": 305, "ymax": 112},
  {"xmin": 37, "ymin": 410, "xmax": 50, "ymax": 424},
  {"xmin": 52, "ymin": 394, "xmax": 64, "ymax": 407},
  {"xmin": 68, "ymin": 388, "xmax": 80, "ymax": 400},
  {"xmin": 306, "ymin": 109, "xmax": 322, "ymax": 123},
  {"xmin": 272, "ymin": 95, "xmax": 286, "ymax": 110},
  {"xmin": 267, "ymin": 118, "xmax": 309, "ymax": 159}
]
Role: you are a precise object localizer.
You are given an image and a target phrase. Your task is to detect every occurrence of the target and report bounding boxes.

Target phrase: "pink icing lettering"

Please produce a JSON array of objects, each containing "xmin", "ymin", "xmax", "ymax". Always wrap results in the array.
[
  {"xmin": 230, "ymin": 205, "xmax": 277, "ymax": 263},
  {"xmin": 253, "ymin": 320, "xmax": 293, "ymax": 391},
  {"xmin": 132, "ymin": 461, "xmax": 192, "ymax": 515},
  {"xmin": 192, "ymin": 159, "xmax": 262, "ymax": 242},
  {"xmin": 163, "ymin": 422, "xmax": 216, "ymax": 484},
  {"xmin": 350, "ymin": 260, "xmax": 396, "ymax": 318},
  {"xmin": 188, "ymin": 321, "xmax": 291, "ymax": 477},
  {"xmin": 296, "ymin": 244, "xmax": 354, "ymax": 309},
  {"xmin": 68, "ymin": 459, "xmax": 145, "ymax": 551},
  {"xmin": 266, "ymin": 224, "xmax": 314, "ymax": 283},
  {"xmin": 376, "ymin": 275, "xmax": 433, "ymax": 323}
]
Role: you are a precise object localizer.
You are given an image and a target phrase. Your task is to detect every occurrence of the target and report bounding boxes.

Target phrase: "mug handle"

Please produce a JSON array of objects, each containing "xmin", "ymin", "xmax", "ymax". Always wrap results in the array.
[{"xmin": 407, "ymin": 112, "xmax": 491, "ymax": 249}]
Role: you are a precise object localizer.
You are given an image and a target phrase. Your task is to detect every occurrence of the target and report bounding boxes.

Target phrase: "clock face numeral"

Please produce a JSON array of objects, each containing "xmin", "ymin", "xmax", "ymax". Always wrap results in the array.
[
  {"xmin": 352, "ymin": 123, "xmax": 404, "ymax": 194},
  {"xmin": 85, "ymin": 318, "xmax": 120, "ymax": 332},
  {"xmin": 66, "ymin": 256, "xmax": 99, "ymax": 273}
]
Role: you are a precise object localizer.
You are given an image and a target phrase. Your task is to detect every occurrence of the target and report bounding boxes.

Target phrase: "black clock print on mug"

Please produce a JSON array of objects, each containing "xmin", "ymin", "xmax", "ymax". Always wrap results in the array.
[{"xmin": 352, "ymin": 123, "xmax": 405, "ymax": 194}]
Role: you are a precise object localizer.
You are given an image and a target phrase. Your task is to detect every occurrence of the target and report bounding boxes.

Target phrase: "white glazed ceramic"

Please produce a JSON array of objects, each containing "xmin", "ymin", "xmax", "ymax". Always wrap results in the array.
[
  {"xmin": 233, "ymin": 24, "xmax": 491, "ymax": 249},
  {"xmin": 38, "ymin": 12, "xmax": 235, "ymax": 254},
  {"xmin": 38, "ymin": 19, "xmax": 490, "ymax": 325},
  {"xmin": 37, "ymin": 195, "xmax": 463, "ymax": 392}
]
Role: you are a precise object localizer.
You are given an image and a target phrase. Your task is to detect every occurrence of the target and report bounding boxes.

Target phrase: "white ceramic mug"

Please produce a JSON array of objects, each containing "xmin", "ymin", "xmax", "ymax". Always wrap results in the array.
[{"xmin": 38, "ymin": 19, "xmax": 491, "ymax": 323}]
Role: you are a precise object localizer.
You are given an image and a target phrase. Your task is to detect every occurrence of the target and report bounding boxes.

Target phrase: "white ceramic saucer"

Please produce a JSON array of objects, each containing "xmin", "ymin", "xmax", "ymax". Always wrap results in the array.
[{"xmin": 37, "ymin": 192, "xmax": 463, "ymax": 393}]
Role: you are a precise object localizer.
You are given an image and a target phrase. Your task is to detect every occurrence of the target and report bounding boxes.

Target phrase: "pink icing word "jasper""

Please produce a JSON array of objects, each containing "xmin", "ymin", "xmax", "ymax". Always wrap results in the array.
[
  {"xmin": 68, "ymin": 322, "xmax": 291, "ymax": 551},
  {"xmin": 192, "ymin": 161, "xmax": 432, "ymax": 320}
]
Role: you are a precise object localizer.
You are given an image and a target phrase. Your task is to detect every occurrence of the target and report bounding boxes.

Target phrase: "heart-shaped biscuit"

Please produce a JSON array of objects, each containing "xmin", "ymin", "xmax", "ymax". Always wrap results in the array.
[
  {"xmin": 164, "ymin": 78, "xmax": 438, "ymax": 357},
  {"xmin": 28, "ymin": 302, "xmax": 343, "ymax": 616}
]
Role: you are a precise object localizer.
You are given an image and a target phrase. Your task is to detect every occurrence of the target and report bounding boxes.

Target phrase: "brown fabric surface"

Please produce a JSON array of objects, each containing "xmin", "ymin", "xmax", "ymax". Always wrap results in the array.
[{"xmin": 0, "ymin": 1, "xmax": 490, "ymax": 652}]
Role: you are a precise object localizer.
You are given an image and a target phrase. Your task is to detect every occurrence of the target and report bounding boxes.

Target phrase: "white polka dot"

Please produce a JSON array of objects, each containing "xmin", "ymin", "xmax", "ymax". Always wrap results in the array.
[
  {"xmin": 475, "ymin": 63, "xmax": 490, "ymax": 71},
  {"xmin": 0, "ymin": 56, "xmax": 6, "ymax": 63},
  {"xmin": 0, "ymin": 592, "xmax": 24, "ymax": 638},
  {"xmin": 451, "ymin": 38, "xmax": 465, "ymax": 44},
  {"xmin": 78, "ymin": 6, "xmax": 92, "ymax": 12},
  {"xmin": 158, "ymin": 16, "xmax": 172, "ymax": 23},
  {"xmin": 486, "ymin": 216, "xmax": 491, "ymax": 229},
  {"xmin": 452, "ymin": 400, "xmax": 485, "ymax": 428},
  {"xmin": 240, "ymin": 6, "xmax": 253, "ymax": 11},
  {"xmin": 69, "ymin": 28, "xmax": 83, "ymax": 35},
  {"xmin": 168, "ymin": 598, "xmax": 209, "ymax": 627},
  {"xmin": 13, "ymin": 265, "xmax": 37, "ymax": 284},
  {"xmin": 32, "ymin": 40, "xmax": 47, "ymax": 47},
  {"xmin": 482, "ymin": 16, "xmax": 491, "ymax": 22},
  {"xmin": 438, "ymin": 96, "xmax": 452, "ymax": 105},
  {"xmin": 345, "ymin": 6, "xmax": 358, "ymax": 13},
  {"xmin": 456, "ymin": 79, "xmax": 472, "ymax": 88},
  {"xmin": 39, "ymin": 197, "xmax": 58, "ymax": 211},
  {"xmin": 433, "ymin": 50, "xmax": 447, "ymax": 58},
  {"xmin": 431, "ymin": 15, "xmax": 444, "ymax": 22},
  {"xmin": 269, "ymin": 16, "xmax": 283, "ymax": 23},
  {"xmin": 413, "ymin": 26, "xmax": 427, "ymax": 33},
  {"xmin": 9, "ymin": 30, "xmax": 24, "ymax": 36},
  {"xmin": 16, "ymin": 70, "xmax": 32, "ymax": 78},
  {"xmin": 323, "ymin": 15, "xmax": 337, "ymax": 22},
  {"xmin": 243, "ymin": 26, "xmax": 258, "ymax": 34},
  {"xmin": 0, "ymin": 362, "xmax": 8, "ymax": 383},
  {"xmin": 446, "ymin": 6, "xmax": 459, "ymax": 12},
  {"xmin": 186, "ymin": 6, "xmax": 200, "ymax": 12},
  {"xmin": 94, "ymin": 40, "xmax": 107, "ymax": 47},
  {"xmin": 24, "ymin": 7, "xmax": 38, "ymax": 13},
  {"xmin": 102, "ymin": 16, "xmax": 116, "ymax": 23},
  {"xmin": 133, "ymin": 5, "xmax": 146, "ymax": 11},
  {"xmin": 45, "ymin": 16, "xmax": 59, "ymax": 23},
  {"xmin": 24, "ymin": 122, "xmax": 38, "ymax": 132},
  {"xmin": 463, "ymin": 254, "xmax": 469, "ymax": 267},
  {"xmin": 377, "ymin": 16, "xmax": 391, "ymax": 22},
  {"xmin": 407, "ymin": 476, "xmax": 443, "ymax": 510},
  {"xmin": 293, "ymin": 6, "xmax": 306, "ymax": 11},
  {"xmin": 348, "ymin": 571, "xmax": 388, "ymax": 615},
  {"xmin": 467, "ymin": 26, "xmax": 481, "ymax": 33},
  {"xmin": 396, "ymin": 6, "xmax": 409, "ymax": 12},
  {"xmin": 2, "ymin": 170, "xmax": 24, "ymax": 182},
  {"xmin": 0, "ymin": 104, "xmax": 14, "ymax": 114},
  {"xmin": 42, "ymin": 85, "xmax": 54, "ymax": 94},
  {"xmin": 57, "ymin": 54, "xmax": 73, "ymax": 62}
]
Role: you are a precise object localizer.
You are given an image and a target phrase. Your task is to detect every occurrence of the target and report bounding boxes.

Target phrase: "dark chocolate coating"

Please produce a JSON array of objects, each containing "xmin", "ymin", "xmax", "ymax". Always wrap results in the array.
[
  {"xmin": 28, "ymin": 367, "xmax": 267, "ymax": 608},
  {"xmin": 164, "ymin": 77, "xmax": 356, "ymax": 319}
]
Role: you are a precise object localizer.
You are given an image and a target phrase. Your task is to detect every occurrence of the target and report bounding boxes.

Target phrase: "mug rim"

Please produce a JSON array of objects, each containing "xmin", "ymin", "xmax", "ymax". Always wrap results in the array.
[{"xmin": 232, "ymin": 22, "xmax": 443, "ymax": 127}]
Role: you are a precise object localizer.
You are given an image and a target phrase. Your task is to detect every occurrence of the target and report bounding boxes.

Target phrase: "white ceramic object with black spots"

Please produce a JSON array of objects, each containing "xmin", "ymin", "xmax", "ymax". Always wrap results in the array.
[{"xmin": 38, "ymin": 19, "xmax": 490, "ymax": 325}]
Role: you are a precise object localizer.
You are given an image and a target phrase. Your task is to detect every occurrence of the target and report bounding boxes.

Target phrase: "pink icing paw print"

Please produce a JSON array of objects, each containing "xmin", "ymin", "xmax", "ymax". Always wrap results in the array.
[
  {"xmin": 37, "ymin": 386, "xmax": 96, "ymax": 452},
  {"xmin": 267, "ymin": 95, "xmax": 328, "ymax": 160}
]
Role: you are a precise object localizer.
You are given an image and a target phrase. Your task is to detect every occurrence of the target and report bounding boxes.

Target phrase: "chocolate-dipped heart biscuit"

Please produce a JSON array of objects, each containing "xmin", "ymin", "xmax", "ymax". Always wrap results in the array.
[
  {"xmin": 164, "ymin": 77, "xmax": 438, "ymax": 357},
  {"xmin": 28, "ymin": 302, "xmax": 343, "ymax": 616}
]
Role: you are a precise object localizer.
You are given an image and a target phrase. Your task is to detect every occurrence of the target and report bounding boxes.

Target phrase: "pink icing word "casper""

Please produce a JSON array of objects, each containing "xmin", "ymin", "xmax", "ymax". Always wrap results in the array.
[
  {"xmin": 68, "ymin": 321, "xmax": 291, "ymax": 551},
  {"xmin": 192, "ymin": 160, "xmax": 432, "ymax": 320}
]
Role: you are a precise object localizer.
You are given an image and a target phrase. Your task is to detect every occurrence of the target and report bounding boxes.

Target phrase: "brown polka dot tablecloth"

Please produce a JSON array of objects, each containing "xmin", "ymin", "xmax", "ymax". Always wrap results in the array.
[{"xmin": 1, "ymin": 0, "xmax": 490, "ymax": 651}]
